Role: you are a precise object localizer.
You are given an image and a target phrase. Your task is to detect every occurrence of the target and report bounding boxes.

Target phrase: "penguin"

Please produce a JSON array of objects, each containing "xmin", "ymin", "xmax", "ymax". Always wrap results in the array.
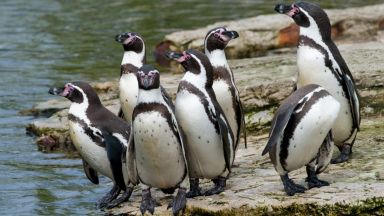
[
  {"xmin": 48, "ymin": 81, "xmax": 138, "ymax": 209},
  {"xmin": 204, "ymin": 27, "xmax": 247, "ymax": 152},
  {"xmin": 132, "ymin": 65, "xmax": 188, "ymax": 215},
  {"xmin": 262, "ymin": 84, "xmax": 340, "ymax": 196},
  {"xmin": 275, "ymin": 2, "xmax": 360, "ymax": 164},
  {"xmin": 167, "ymin": 49, "xmax": 235, "ymax": 197},
  {"xmin": 115, "ymin": 32, "xmax": 146, "ymax": 123},
  {"xmin": 115, "ymin": 32, "xmax": 171, "ymax": 123}
]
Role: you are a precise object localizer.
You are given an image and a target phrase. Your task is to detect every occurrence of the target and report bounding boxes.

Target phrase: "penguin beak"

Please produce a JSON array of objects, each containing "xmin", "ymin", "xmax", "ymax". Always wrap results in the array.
[
  {"xmin": 222, "ymin": 30, "xmax": 239, "ymax": 40},
  {"xmin": 48, "ymin": 87, "xmax": 64, "ymax": 96},
  {"xmin": 165, "ymin": 51, "xmax": 185, "ymax": 62},
  {"xmin": 49, "ymin": 84, "xmax": 73, "ymax": 97},
  {"xmin": 275, "ymin": 4, "xmax": 299, "ymax": 17},
  {"xmin": 115, "ymin": 32, "xmax": 134, "ymax": 44},
  {"xmin": 142, "ymin": 75, "xmax": 151, "ymax": 88}
]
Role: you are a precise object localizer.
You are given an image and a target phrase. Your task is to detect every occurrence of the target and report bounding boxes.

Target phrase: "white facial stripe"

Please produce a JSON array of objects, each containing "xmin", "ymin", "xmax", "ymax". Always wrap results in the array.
[
  {"xmin": 299, "ymin": 9, "xmax": 342, "ymax": 74},
  {"xmin": 295, "ymin": 87, "xmax": 324, "ymax": 113},
  {"xmin": 113, "ymin": 133, "xmax": 129, "ymax": 147},
  {"xmin": 121, "ymin": 38, "xmax": 145, "ymax": 67},
  {"xmin": 69, "ymin": 84, "xmax": 103, "ymax": 140}
]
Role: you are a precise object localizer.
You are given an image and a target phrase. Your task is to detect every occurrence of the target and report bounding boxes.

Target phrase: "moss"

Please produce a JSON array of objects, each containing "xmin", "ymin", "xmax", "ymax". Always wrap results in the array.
[{"xmin": 184, "ymin": 197, "xmax": 384, "ymax": 216}]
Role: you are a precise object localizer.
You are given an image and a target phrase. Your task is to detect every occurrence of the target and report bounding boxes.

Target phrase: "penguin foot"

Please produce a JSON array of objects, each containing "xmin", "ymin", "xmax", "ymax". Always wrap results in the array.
[
  {"xmin": 105, "ymin": 187, "xmax": 133, "ymax": 209},
  {"xmin": 186, "ymin": 178, "xmax": 202, "ymax": 198},
  {"xmin": 167, "ymin": 187, "xmax": 187, "ymax": 216},
  {"xmin": 96, "ymin": 185, "xmax": 121, "ymax": 209},
  {"xmin": 280, "ymin": 174, "xmax": 306, "ymax": 196},
  {"xmin": 140, "ymin": 189, "xmax": 157, "ymax": 215},
  {"xmin": 306, "ymin": 176, "xmax": 330, "ymax": 189},
  {"xmin": 203, "ymin": 177, "xmax": 226, "ymax": 196},
  {"xmin": 331, "ymin": 144, "xmax": 351, "ymax": 164}
]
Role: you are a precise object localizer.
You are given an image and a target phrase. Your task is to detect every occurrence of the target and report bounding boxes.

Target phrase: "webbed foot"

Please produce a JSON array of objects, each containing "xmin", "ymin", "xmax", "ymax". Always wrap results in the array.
[{"xmin": 280, "ymin": 174, "xmax": 306, "ymax": 196}]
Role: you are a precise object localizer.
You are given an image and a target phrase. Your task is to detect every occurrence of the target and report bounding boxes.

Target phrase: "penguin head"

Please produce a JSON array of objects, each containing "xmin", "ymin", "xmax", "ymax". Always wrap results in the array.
[
  {"xmin": 115, "ymin": 32, "xmax": 145, "ymax": 53},
  {"xmin": 49, "ymin": 81, "xmax": 101, "ymax": 105},
  {"xmin": 166, "ymin": 49, "xmax": 214, "ymax": 86},
  {"xmin": 204, "ymin": 27, "xmax": 239, "ymax": 52},
  {"xmin": 275, "ymin": 2, "xmax": 331, "ymax": 39},
  {"xmin": 136, "ymin": 65, "xmax": 160, "ymax": 90}
]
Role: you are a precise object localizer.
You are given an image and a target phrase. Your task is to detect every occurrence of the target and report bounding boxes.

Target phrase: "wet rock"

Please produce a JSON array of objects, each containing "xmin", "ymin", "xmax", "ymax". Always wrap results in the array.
[{"xmin": 155, "ymin": 4, "xmax": 384, "ymax": 65}]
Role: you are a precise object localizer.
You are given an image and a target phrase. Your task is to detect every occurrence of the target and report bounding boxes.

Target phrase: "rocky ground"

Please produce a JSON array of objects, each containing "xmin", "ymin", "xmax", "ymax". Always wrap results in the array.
[{"xmin": 23, "ymin": 4, "xmax": 384, "ymax": 215}]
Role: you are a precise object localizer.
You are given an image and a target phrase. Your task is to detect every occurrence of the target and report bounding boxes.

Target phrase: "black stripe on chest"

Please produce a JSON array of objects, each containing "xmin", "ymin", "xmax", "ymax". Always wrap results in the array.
[
  {"xmin": 121, "ymin": 63, "xmax": 139, "ymax": 76},
  {"xmin": 68, "ymin": 114, "xmax": 105, "ymax": 148},
  {"xmin": 213, "ymin": 66, "xmax": 238, "ymax": 120},
  {"xmin": 133, "ymin": 102, "xmax": 178, "ymax": 138},
  {"xmin": 178, "ymin": 81, "xmax": 219, "ymax": 133},
  {"xmin": 279, "ymin": 89, "xmax": 329, "ymax": 170},
  {"xmin": 299, "ymin": 36, "xmax": 343, "ymax": 83}
]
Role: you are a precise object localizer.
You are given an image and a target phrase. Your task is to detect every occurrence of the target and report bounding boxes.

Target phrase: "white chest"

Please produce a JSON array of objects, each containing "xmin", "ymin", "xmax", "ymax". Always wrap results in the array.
[
  {"xmin": 275, "ymin": 96, "xmax": 340, "ymax": 174},
  {"xmin": 133, "ymin": 111, "xmax": 185, "ymax": 188},
  {"xmin": 212, "ymin": 80, "xmax": 237, "ymax": 139},
  {"xmin": 297, "ymin": 46, "xmax": 354, "ymax": 144},
  {"xmin": 175, "ymin": 90, "xmax": 225, "ymax": 179},
  {"xmin": 68, "ymin": 121, "xmax": 113, "ymax": 180},
  {"xmin": 119, "ymin": 74, "xmax": 139, "ymax": 123}
]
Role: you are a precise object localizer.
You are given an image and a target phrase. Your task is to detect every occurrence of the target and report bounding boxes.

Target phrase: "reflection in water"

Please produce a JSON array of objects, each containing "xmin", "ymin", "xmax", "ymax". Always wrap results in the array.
[{"xmin": 0, "ymin": 0, "xmax": 382, "ymax": 214}]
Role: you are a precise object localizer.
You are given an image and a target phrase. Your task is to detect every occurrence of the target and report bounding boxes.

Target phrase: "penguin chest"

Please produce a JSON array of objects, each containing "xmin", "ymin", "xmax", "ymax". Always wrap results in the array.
[
  {"xmin": 175, "ymin": 90, "xmax": 225, "ymax": 179},
  {"xmin": 68, "ymin": 121, "xmax": 113, "ymax": 180},
  {"xmin": 297, "ymin": 46, "xmax": 340, "ymax": 90},
  {"xmin": 213, "ymin": 79, "xmax": 238, "ymax": 142},
  {"xmin": 297, "ymin": 46, "xmax": 353, "ymax": 144},
  {"xmin": 133, "ymin": 112, "xmax": 186, "ymax": 189},
  {"xmin": 119, "ymin": 74, "xmax": 138, "ymax": 123},
  {"xmin": 275, "ymin": 96, "xmax": 340, "ymax": 174}
]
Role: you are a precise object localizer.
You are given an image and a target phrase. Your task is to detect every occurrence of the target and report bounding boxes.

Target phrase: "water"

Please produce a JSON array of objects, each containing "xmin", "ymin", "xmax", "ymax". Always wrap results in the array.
[{"xmin": 0, "ymin": 0, "xmax": 382, "ymax": 215}]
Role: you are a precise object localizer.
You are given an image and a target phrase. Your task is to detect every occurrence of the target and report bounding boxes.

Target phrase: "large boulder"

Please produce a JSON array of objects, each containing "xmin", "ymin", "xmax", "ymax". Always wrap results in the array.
[{"xmin": 155, "ymin": 3, "xmax": 384, "ymax": 66}]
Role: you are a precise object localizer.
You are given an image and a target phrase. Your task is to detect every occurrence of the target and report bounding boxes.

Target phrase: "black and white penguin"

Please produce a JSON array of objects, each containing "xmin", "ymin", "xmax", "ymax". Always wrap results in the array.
[
  {"xmin": 115, "ymin": 32, "xmax": 171, "ymax": 123},
  {"xmin": 115, "ymin": 32, "xmax": 146, "ymax": 122},
  {"xmin": 132, "ymin": 65, "xmax": 188, "ymax": 215},
  {"xmin": 262, "ymin": 84, "xmax": 340, "ymax": 196},
  {"xmin": 204, "ymin": 27, "xmax": 247, "ymax": 151},
  {"xmin": 167, "ymin": 49, "xmax": 235, "ymax": 197},
  {"xmin": 48, "ymin": 81, "xmax": 138, "ymax": 209},
  {"xmin": 275, "ymin": 2, "xmax": 360, "ymax": 163}
]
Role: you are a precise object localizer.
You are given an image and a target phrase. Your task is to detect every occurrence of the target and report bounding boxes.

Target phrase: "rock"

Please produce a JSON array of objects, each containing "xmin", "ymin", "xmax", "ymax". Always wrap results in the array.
[
  {"xmin": 109, "ymin": 116, "xmax": 384, "ymax": 215},
  {"xmin": 155, "ymin": 4, "xmax": 384, "ymax": 65}
]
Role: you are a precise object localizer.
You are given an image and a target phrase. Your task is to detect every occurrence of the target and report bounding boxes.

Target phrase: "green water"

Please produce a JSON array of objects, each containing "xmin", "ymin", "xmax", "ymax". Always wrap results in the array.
[{"xmin": 0, "ymin": 0, "xmax": 382, "ymax": 215}]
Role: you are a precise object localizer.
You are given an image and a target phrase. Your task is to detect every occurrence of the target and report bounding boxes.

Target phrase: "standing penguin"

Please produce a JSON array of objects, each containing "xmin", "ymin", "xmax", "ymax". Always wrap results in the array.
[
  {"xmin": 275, "ymin": 2, "xmax": 360, "ymax": 163},
  {"xmin": 48, "ymin": 81, "xmax": 138, "ymax": 208},
  {"xmin": 204, "ymin": 27, "xmax": 247, "ymax": 151},
  {"xmin": 167, "ymin": 49, "xmax": 235, "ymax": 197},
  {"xmin": 132, "ymin": 65, "xmax": 188, "ymax": 215},
  {"xmin": 115, "ymin": 32, "xmax": 171, "ymax": 123},
  {"xmin": 262, "ymin": 84, "xmax": 340, "ymax": 196},
  {"xmin": 115, "ymin": 32, "xmax": 146, "ymax": 122}
]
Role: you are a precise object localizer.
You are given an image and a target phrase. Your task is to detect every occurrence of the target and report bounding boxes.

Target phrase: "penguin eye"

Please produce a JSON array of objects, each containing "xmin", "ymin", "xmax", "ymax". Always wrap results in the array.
[{"xmin": 214, "ymin": 32, "xmax": 220, "ymax": 38}]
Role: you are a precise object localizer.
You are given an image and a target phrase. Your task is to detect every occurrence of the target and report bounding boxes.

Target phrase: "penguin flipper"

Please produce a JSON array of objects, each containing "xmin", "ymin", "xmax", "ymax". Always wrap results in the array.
[
  {"xmin": 237, "ymin": 99, "xmax": 247, "ymax": 149},
  {"xmin": 316, "ymin": 131, "xmax": 334, "ymax": 174},
  {"xmin": 118, "ymin": 108, "xmax": 125, "ymax": 119},
  {"xmin": 82, "ymin": 159, "xmax": 99, "ymax": 184},
  {"xmin": 127, "ymin": 130, "xmax": 139, "ymax": 185},
  {"xmin": 217, "ymin": 112, "xmax": 234, "ymax": 172},
  {"xmin": 103, "ymin": 132, "xmax": 127, "ymax": 191},
  {"xmin": 341, "ymin": 72, "xmax": 360, "ymax": 130},
  {"xmin": 161, "ymin": 85, "xmax": 175, "ymax": 111}
]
